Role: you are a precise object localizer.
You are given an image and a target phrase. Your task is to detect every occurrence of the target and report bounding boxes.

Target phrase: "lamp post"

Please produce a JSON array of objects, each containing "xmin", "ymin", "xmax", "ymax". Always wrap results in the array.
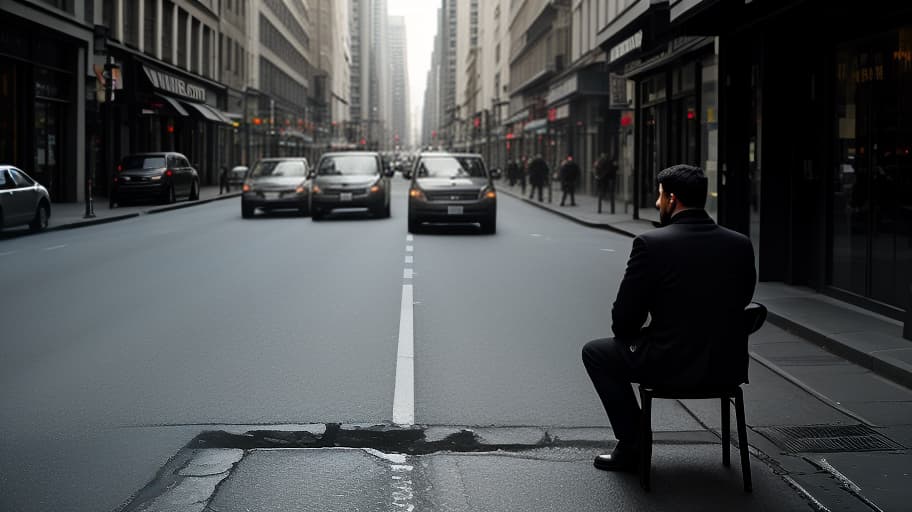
[{"xmin": 101, "ymin": 55, "xmax": 119, "ymax": 212}]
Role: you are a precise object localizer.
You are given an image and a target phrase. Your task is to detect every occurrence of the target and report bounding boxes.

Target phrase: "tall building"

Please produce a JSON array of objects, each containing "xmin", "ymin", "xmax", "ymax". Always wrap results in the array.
[
  {"xmin": 421, "ymin": 9, "xmax": 442, "ymax": 147},
  {"xmin": 478, "ymin": 0, "xmax": 511, "ymax": 167},
  {"xmin": 349, "ymin": 0, "xmax": 390, "ymax": 149},
  {"xmin": 247, "ymin": 0, "xmax": 316, "ymax": 161},
  {"xmin": 388, "ymin": 16, "xmax": 410, "ymax": 149},
  {"xmin": 314, "ymin": 0, "xmax": 352, "ymax": 147}
]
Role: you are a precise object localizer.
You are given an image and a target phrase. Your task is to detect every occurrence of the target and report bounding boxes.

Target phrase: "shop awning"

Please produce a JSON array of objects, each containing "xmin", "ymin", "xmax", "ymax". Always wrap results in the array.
[
  {"xmin": 156, "ymin": 94, "xmax": 189, "ymax": 117},
  {"xmin": 523, "ymin": 118, "xmax": 548, "ymax": 133},
  {"xmin": 180, "ymin": 100, "xmax": 234, "ymax": 125}
]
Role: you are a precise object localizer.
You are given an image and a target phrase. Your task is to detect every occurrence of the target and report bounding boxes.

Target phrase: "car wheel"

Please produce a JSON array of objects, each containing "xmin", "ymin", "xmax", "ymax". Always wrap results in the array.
[
  {"xmin": 190, "ymin": 181, "xmax": 200, "ymax": 200},
  {"xmin": 241, "ymin": 202, "xmax": 254, "ymax": 218},
  {"xmin": 481, "ymin": 214, "xmax": 496, "ymax": 235},
  {"xmin": 29, "ymin": 203, "xmax": 50, "ymax": 232}
]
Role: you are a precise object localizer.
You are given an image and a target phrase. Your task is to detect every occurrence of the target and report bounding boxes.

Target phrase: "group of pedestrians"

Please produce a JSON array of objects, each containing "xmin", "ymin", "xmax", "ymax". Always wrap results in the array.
[{"xmin": 503, "ymin": 153, "xmax": 617, "ymax": 208}]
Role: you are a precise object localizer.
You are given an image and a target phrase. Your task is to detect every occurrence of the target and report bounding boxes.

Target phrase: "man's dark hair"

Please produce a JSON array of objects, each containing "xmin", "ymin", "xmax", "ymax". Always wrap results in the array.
[{"xmin": 656, "ymin": 164, "xmax": 708, "ymax": 208}]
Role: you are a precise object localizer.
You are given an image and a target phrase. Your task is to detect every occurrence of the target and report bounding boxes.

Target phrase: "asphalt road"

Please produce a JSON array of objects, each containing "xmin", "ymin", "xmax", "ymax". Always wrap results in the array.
[{"xmin": 0, "ymin": 179, "xmax": 901, "ymax": 511}]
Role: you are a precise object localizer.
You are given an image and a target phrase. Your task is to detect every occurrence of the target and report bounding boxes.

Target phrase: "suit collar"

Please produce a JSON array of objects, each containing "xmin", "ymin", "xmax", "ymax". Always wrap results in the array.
[{"xmin": 670, "ymin": 209, "xmax": 714, "ymax": 225}]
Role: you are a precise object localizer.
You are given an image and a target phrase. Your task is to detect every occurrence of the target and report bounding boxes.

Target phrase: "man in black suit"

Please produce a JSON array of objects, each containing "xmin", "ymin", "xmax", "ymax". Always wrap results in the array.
[{"xmin": 582, "ymin": 164, "xmax": 756, "ymax": 472}]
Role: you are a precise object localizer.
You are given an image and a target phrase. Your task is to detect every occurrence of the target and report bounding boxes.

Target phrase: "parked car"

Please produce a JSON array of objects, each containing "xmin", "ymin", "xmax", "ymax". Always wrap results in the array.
[
  {"xmin": 407, "ymin": 152, "xmax": 497, "ymax": 234},
  {"xmin": 0, "ymin": 166, "xmax": 51, "ymax": 232},
  {"xmin": 310, "ymin": 152, "xmax": 393, "ymax": 220},
  {"xmin": 241, "ymin": 157, "xmax": 311, "ymax": 218},
  {"xmin": 227, "ymin": 165, "xmax": 248, "ymax": 189},
  {"xmin": 110, "ymin": 152, "xmax": 199, "ymax": 207}
]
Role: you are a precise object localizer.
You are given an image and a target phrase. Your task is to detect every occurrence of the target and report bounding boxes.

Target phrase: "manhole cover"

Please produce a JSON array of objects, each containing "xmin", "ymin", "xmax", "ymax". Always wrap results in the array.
[{"xmin": 755, "ymin": 424, "xmax": 905, "ymax": 453}]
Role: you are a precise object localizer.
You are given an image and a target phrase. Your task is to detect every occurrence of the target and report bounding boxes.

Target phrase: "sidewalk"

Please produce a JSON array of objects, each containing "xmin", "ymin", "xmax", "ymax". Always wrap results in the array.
[
  {"xmin": 498, "ymin": 180, "xmax": 912, "ymax": 390},
  {"xmin": 2, "ymin": 186, "xmax": 240, "ymax": 236}
]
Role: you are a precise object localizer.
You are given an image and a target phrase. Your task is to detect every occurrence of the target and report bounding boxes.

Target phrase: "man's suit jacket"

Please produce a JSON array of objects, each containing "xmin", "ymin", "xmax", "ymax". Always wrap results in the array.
[{"xmin": 612, "ymin": 209, "xmax": 756, "ymax": 387}]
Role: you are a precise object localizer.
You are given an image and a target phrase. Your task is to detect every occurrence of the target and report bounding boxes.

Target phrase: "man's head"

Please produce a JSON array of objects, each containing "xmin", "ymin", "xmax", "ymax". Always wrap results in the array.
[{"xmin": 655, "ymin": 165, "xmax": 708, "ymax": 225}]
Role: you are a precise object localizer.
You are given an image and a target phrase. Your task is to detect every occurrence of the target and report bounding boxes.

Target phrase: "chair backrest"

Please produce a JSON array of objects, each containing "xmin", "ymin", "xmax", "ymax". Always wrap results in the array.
[{"xmin": 744, "ymin": 302, "xmax": 767, "ymax": 335}]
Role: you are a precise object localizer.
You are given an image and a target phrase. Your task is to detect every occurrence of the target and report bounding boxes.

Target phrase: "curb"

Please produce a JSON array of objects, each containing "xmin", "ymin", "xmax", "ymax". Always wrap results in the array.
[
  {"xmin": 499, "ymin": 187, "xmax": 640, "ymax": 238},
  {"xmin": 765, "ymin": 311, "xmax": 912, "ymax": 390},
  {"xmin": 46, "ymin": 192, "xmax": 241, "ymax": 230},
  {"xmin": 144, "ymin": 192, "xmax": 241, "ymax": 215},
  {"xmin": 47, "ymin": 213, "xmax": 142, "ymax": 232}
]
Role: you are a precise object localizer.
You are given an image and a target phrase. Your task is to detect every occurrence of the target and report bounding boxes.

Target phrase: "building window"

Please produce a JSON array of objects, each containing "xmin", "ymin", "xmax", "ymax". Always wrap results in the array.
[
  {"xmin": 177, "ymin": 9, "xmax": 188, "ymax": 68},
  {"xmin": 163, "ymin": 2, "xmax": 174, "ymax": 64},
  {"xmin": 191, "ymin": 18, "xmax": 201, "ymax": 73},
  {"xmin": 123, "ymin": 2, "xmax": 139, "ymax": 48},
  {"xmin": 203, "ymin": 27, "xmax": 211, "ymax": 78},
  {"xmin": 143, "ymin": 0, "xmax": 156, "ymax": 55}
]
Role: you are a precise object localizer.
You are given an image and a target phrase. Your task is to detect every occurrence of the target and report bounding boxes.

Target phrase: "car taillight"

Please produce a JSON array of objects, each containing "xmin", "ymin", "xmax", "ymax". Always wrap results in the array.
[
  {"xmin": 243, "ymin": 183, "xmax": 251, "ymax": 192},
  {"xmin": 165, "ymin": 169, "xmax": 173, "ymax": 177},
  {"xmin": 117, "ymin": 164, "xmax": 122, "ymax": 172}
]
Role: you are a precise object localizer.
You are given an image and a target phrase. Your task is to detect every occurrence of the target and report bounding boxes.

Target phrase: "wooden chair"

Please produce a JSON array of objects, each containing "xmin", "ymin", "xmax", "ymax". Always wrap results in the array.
[{"xmin": 637, "ymin": 302, "xmax": 767, "ymax": 492}]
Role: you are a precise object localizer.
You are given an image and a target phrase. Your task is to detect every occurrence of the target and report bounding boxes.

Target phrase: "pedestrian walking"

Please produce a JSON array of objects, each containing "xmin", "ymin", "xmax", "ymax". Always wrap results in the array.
[
  {"xmin": 527, "ymin": 154, "xmax": 548, "ymax": 202},
  {"xmin": 558, "ymin": 156, "xmax": 580, "ymax": 206},
  {"xmin": 594, "ymin": 153, "xmax": 617, "ymax": 214},
  {"xmin": 519, "ymin": 157, "xmax": 528, "ymax": 194},
  {"xmin": 506, "ymin": 159, "xmax": 519, "ymax": 187},
  {"xmin": 219, "ymin": 166, "xmax": 230, "ymax": 194},
  {"xmin": 580, "ymin": 164, "xmax": 757, "ymax": 473}
]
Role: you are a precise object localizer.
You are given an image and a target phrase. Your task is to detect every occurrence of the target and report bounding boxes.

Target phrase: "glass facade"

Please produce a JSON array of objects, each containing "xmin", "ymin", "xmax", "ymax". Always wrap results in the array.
[{"xmin": 831, "ymin": 26, "xmax": 912, "ymax": 310}]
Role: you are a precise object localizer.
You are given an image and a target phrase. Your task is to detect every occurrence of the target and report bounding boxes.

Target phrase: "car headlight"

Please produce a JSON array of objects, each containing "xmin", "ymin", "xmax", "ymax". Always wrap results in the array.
[
  {"xmin": 296, "ymin": 183, "xmax": 308, "ymax": 194},
  {"xmin": 243, "ymin": 181, "xmax": 254, "ymax": 193},
  {"xmin": 150, "ymin": 175, "xmax": 162, "ymax": 181},
  {"xmin": 480, "ymin": 187, "xmax": 496, "ymax": 199},
  {"xmin": 312, "ymin": 185, "xmax": 322, "ymax": 194},
  {"xmin": 409, "ymin": 187, "xmax": 424, "ymax": 200}
]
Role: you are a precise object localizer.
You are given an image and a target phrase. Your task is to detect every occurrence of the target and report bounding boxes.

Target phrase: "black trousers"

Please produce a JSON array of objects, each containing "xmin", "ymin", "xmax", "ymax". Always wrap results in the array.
[
  {"xmin": 529, "ymin": 183, "xmax": 544, "ymax": 201},
  {"xmin": 582, "ymin": 337, "xmax": 642, "ymax": 445},
  {"xmin": 560, "ymin": 183, "xmax": 576, "ymax": 205}
]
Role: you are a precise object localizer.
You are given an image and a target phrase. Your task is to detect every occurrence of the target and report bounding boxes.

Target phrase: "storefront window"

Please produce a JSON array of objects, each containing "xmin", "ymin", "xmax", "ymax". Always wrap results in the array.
[
  {"xmin": 831, "ymin": 27, "xmax": 912, "ymax": 310},
  {"xmin": 702, "ymin": 53, "xmax": 719, "ymax": 220}
]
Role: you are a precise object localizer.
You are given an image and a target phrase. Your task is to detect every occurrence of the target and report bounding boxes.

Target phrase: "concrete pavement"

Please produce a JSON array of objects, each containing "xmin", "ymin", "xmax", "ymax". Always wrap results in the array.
[{"xmin": 497, "ymin": 180, "xmax": 912, "ymax": 391}]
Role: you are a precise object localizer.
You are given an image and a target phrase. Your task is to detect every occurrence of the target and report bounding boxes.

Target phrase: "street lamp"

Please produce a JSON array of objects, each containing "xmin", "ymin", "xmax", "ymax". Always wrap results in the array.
[{"xmin": 102, "ymin": 55, "xmax": 119, "ymax": 212}]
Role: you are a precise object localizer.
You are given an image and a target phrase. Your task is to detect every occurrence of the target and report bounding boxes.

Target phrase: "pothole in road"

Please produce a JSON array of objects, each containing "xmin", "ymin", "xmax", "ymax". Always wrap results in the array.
[{"xmin": 187, "ymin": 423, "xmax": 620, "ymax": 454}]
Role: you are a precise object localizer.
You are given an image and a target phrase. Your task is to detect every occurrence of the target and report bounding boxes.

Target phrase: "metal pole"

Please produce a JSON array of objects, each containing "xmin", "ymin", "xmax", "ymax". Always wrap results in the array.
[{"xmin": 103, "ymin": 55, "xmax": 117, "ymax": 211}]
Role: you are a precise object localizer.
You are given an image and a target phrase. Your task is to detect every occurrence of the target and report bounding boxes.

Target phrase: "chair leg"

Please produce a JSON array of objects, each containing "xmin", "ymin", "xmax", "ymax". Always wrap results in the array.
[
  {"xmin": 735, "ymin": 388, "xmax": 753, "ymax": 492},
  {"xmin": 721, "ymin": 396, "xmax": 730, "ymax": 467},
  {"xmin": 638, "ymin": 388, "xmax": 653, "ymax": 492}
]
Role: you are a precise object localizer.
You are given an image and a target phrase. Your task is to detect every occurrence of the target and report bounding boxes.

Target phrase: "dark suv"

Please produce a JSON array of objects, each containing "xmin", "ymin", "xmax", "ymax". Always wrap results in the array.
[
  {"xmin": 310, "ymin": 152, "xmax": 392, "ymax": 220},
  {"xmin": 407, "ymin": 152, "xmax": 497, "ymax": 234},
  {"xmin": 111, "ymin": 152, "xmax": 199, "ymax": 207}
]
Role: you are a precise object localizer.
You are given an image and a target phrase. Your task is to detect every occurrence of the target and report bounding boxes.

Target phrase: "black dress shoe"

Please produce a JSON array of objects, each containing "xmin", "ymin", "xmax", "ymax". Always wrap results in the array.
[{"xmin": 593, "ymin": 447, "xmax": 638, "ymax": 472}]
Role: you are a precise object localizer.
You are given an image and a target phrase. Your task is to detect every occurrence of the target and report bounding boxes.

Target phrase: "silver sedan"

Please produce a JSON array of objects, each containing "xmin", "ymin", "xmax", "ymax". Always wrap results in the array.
[{"xmin": 0, "ymin": 166, "xmax": 51, "ymax": 232}]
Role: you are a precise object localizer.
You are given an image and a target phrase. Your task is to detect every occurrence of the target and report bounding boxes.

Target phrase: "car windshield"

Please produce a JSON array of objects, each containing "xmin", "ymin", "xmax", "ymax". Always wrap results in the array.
[
  {"xmin": 317, "ymin": 155, "xmax": 379, "ymax": 176},
  {"xmin": 250, "ymin": 160, "xmax": 307, "ymax": 178},
  {"xmin": 123, "ymin": 156, "xmax": 166, "ymax": 169},
  {"xmin": 416, "ymin": 156, "xmax": 486, "ymax": 178}
]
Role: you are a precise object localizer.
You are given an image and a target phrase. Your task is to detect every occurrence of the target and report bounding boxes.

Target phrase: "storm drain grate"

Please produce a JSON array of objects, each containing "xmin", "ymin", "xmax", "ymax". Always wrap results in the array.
[{"xmin": 755, "ymin": 424, "xmax": 905, "ymax": 453}]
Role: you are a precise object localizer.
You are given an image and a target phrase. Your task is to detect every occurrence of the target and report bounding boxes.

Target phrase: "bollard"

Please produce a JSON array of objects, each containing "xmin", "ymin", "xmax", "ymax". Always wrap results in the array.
[{"xmin": 904, "ymin": 283, "xmax": 912, "ymax": 341}]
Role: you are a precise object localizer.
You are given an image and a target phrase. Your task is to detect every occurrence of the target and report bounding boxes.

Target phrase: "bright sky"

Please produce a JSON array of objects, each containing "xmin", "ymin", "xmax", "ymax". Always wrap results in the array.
[{"xmin": 388, "ymin": 0, "xmax": 439, "ymax": 143}]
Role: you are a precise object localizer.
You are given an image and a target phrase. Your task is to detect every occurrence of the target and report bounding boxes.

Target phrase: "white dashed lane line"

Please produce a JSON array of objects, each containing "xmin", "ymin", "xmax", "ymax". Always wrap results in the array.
[
  {"xmin": 403, "ymin": 268, "xmax": 414, "ymax": 279},
  {"xmin": 392, "ymin": 284, "xmax": 415, "ymax": 426},
  {"xmin": 600, "ymin": 248, "xmax": 616, "ymax": 252},
  {"xmin": 43, "ymin": 245, "xmax": 67, "ymax": 251},
  {"xmin": 405, "ymin": 245, "xmax": 414, "ymax": 252},
  {"xmin": 405, "ymin": 255, "xmax": 413, "ymax": 264}
]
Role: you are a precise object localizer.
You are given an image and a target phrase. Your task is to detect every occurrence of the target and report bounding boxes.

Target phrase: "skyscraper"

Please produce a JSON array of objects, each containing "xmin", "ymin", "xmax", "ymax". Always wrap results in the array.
[{"xmin": 389, "ymin": 16, "xmax": 410, "ymax": 149}]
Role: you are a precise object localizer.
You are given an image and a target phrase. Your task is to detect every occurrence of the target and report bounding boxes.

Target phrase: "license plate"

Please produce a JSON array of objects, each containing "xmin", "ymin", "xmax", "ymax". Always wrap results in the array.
[
  {"xmin": 340, "ymin": 192, "xmax": 353, "ymax": 202},
  {"xmin": 264, "ymin": 192, "xmax": 279, "ymax": 200},
  {"xmin": 447, "ymin": 205, "xmax": 464, "ymax": 215}
]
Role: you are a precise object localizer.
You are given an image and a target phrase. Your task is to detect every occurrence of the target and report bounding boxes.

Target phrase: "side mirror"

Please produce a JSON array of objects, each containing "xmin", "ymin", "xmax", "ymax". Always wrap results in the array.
[{"xmin": 490, "ymin": 168, "xmax": 503, "ymax": 180}]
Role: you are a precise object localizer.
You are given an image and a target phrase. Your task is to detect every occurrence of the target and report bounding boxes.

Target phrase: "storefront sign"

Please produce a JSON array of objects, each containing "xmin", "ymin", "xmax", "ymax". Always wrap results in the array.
[
  {"xmin": 610, "ymin": 31, "xmax": 643, "ymax": 63},
  {"xmin": 547, "ymin": 75, "xmax": 579, "ymax": 105},
  {"xmin": 143, "ymin": 65, "xmax": 206, "ymax": 102},
  {"xmin": 609, "ymin": 74, "xmax": 629, "ymax": 109}
]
